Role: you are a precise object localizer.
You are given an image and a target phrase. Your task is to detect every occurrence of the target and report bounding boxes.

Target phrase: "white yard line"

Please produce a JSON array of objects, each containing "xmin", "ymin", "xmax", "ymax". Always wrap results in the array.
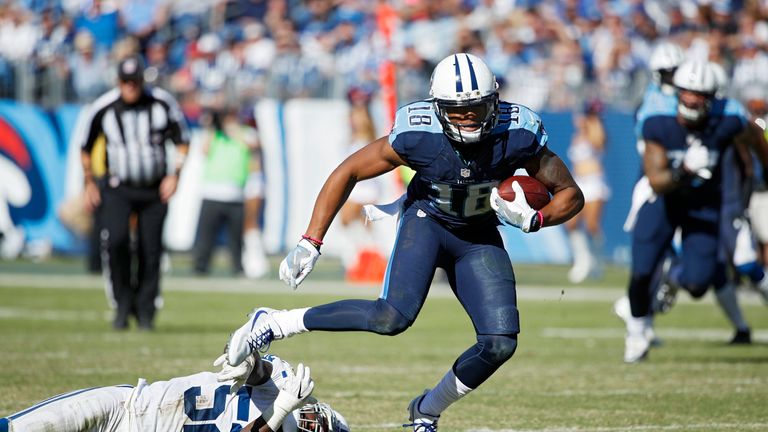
[
  {"xmin": 0, "ymin": 306, "xmax": 107, "ymax": 321},
  {"xmin": 541, "ymin": 327, "xmax": 768, "ymax": 342},
  {"xmin": 464, "ymin": 423, "xmax": 768, "ymax": 432},
  {"xmin": 4, "ymin": 272, "xmax": 765, "ymax": 304}
]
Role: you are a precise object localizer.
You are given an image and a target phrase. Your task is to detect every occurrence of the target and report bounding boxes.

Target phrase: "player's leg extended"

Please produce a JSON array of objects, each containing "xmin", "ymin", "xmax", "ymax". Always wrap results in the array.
[
  {"xmin": 629, "ymin": 199, "xmax": 676, "ymax": 317},
  {"xmin": 1, "ymin": 386, "xmax": 132, "ymax": 432},
  {"xmin": 414, "ymin": 226, "xmax": 518, "ymax": 421},
  {"xmin": 227, "ymin": 206, "xmax": 443, "ymax": 365},
  {"xmin": 624, "ymin": 199, "xmax": 675, "ymax": 362},
  {"xmin": 303, "ymin": 207, "xmax": 442, "ymax": 333}
]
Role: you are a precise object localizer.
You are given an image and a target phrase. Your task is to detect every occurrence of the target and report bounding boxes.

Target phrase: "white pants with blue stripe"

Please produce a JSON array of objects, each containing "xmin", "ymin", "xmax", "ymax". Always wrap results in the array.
[{"xmin": 1, "ymin": 385, "xmax": 133, "ymax": 432}]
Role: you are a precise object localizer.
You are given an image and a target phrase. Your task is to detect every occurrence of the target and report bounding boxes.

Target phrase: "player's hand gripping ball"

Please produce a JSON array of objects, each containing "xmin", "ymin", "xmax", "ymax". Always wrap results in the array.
[{"xmin": 496, "ymin": 175, "xmax": 551, "ymax": 210}]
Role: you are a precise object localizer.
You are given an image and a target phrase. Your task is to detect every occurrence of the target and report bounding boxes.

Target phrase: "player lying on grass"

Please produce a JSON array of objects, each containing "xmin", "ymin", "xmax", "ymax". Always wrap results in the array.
[{"xmin": 0, "ymin": 353, "xmax": 348, "ymax": 432}]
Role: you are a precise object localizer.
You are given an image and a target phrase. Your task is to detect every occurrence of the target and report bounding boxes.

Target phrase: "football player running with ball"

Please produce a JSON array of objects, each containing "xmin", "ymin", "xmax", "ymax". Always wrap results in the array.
[{"xmin": 223, "ymin": 53, "xmax": 584, "ymax": 431}]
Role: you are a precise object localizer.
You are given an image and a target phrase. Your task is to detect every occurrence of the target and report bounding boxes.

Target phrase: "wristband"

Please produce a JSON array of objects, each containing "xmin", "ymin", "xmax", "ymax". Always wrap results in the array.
[
  {"xmin": 301, "ymin": 235, "xmax": 323, "ymax": 250},
  {"xmin": 261, "ymin": 403, "xmax": 289, "ymax": 432},
  {"xmin": 528, "ymin": 211, "xmax": 543, "ymax": 233}
]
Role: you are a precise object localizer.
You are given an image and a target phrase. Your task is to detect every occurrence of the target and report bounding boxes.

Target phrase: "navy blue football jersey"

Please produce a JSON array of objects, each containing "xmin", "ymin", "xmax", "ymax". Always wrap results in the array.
[
  {"xmin": 641, "ymin": 97, "xmax": 748, "ymax": 208},
  {"xmin": 389, "ymin": 100, "xmax": 547, "ymax": 228}
]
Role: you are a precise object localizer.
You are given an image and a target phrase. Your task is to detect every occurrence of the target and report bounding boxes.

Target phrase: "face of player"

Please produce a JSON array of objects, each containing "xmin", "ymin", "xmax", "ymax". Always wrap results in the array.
[
  {"xmin": 444, "ymin": 103, "xmax": 489, "ymax": 133},
  {"xmin": 298, "ymin": 411, "xmax": 327, "ymax": 432},
  {"xmin": 119, "ymin": 79, "xmax": 143, "ymax": 104},
  {"xmin": 677, "ymin": 89, "xmax": 711, "ymax": 125}
]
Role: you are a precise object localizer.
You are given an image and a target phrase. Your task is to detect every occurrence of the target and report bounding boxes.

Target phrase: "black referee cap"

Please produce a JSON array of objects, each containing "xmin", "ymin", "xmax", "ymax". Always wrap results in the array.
[{"xmin": 117, "ymin": 55, "xmax": 145, "ymax": 82}]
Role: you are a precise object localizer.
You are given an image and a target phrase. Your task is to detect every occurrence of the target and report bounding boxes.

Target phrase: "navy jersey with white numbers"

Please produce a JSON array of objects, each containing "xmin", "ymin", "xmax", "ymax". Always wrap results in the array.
[
  {"xmin": 641, "ymin": 97, "xmax": 748, "ymax": 208},
  {"xmin": 389, "ymin": 100, "xmax": 548, "ymax": 228}
]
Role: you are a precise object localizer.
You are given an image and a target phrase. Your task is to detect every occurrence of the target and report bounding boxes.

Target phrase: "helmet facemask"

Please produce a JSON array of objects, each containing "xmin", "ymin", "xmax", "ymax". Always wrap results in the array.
[
  {"xmin": 429, "ymin": 53, "xmax": 500, "ymax": 145},
  {"xmin": 297, "ymin": 403, "xmax": 349, "ymax": 432},
  {"xmin": 672, "ymin": 60, "xmax": 719, "ymax": 126},
  {"xmin": 433, "ymin": 92, "xmax": 499, "ymax": 145},
  {"xmin": 676, "ymin": 89, "xmax": 714, "ymax": 124}
]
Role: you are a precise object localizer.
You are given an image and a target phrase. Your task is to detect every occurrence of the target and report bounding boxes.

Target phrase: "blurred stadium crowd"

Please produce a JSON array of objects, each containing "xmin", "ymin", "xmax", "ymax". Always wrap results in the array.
[{"xmin": 3, "ymin": 0, "xmax": 768, "ymax": 121}]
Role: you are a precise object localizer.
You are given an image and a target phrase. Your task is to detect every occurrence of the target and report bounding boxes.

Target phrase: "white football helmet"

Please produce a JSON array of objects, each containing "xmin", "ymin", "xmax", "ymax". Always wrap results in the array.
[
  {"xmin": 673, "ymin": 60, "xmax": 718, "ymax": 122},
  {"xmin": 708, "ymin": 61, "xmax": 728, "ymax": 98},
  {"xmin": 429, "ymin": 53, "xmax": 499, "ymax": 144},
  {"xmin": 649, "ymin": 42, "xmax": 685, "ymax": 93},
  {"xmin": 295, "ymin": 402, "xmax": 350, "ymax": 432}
]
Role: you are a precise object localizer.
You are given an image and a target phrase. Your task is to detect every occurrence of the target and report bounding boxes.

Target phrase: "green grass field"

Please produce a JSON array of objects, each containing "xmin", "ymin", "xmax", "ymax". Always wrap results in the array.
[{"xmin": 1, "ymin": 260, "xmax": 768, "ymax": 431}]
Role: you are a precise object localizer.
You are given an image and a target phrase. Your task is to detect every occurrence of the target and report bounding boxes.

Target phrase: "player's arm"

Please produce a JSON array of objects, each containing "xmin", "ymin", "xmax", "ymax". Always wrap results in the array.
[
  {"xmin": 644, "ymin": 140, "xmax": 682, "ymax": 194},
  {"xmin": 242, "ymin": 363, "xmax": 314, "ymax": 432},
  {"xmin": 524, "ymin": 146, "xmax": 584, "ymax": 226},
  {"xmin": 304, "ymin": 136, "xmax": 407, "ymax": 241}
]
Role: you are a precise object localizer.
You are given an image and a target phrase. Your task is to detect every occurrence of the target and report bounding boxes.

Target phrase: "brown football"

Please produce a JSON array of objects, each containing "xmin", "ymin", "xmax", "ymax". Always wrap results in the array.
[{"xmin": 497, "ymin": 175, "xmax": 551, "ymax": 210}]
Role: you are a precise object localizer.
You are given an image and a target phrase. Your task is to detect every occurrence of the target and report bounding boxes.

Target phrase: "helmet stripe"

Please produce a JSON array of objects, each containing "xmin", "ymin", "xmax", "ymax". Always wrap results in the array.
[
  {"xmin": 465, "ymin": 54, "xmax": 479, "ymax": 91},
  {"xmin": 453, "ymin": 54, "xmax": 463, "ymax": 92}
]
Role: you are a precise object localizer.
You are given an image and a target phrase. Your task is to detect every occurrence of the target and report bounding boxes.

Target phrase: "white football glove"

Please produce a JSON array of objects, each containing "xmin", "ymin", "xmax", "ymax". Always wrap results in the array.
[
  {"xmin": 682, "ymin": 143, "xmax": 712, "ymax": 180},
  {"xmin": 279, "ymin": 239, "xmax": 320, "ymax": 290},
  {"xmin": 213, "ymin": 353, "xmax": 257, "ymax": 391},
  {"xmin": 262, "ymin": 363, "xmax": 315, "ymax": 431},
  {"xmin": 490, "ymin": 183, "xmax": 542, "ymax": 233}
]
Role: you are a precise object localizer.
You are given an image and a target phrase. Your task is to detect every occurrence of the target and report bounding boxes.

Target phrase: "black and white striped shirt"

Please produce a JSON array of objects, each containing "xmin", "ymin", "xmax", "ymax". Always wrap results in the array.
[{"xmin": 81, "ymin": 87, "xmax": 190, "ymax": 185}]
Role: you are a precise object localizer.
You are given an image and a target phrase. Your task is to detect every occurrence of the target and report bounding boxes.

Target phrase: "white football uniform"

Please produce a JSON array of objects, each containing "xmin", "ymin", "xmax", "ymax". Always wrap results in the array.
[{"xmin": 1, "ymin": 355, "xmax": 299, "ymax": 432}]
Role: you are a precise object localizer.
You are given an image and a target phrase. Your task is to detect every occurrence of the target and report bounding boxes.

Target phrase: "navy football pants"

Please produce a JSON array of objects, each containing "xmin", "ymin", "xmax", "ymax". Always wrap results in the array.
[
  {"xmin": 628, "ymin": 198, "xmax": 724, "ymax": 317},
  {"xmin": 305, "ymin": 205, "xmax": 519, "ymax": 388}
]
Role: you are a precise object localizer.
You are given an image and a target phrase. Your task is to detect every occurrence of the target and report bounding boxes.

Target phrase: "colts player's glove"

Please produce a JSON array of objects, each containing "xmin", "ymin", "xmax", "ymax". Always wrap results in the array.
[
  {"xmin": 279, "ymin": 239, "xmax": 320, "ymax": 290},
  {"xmin": 490, "ymin": 183, "xmax": 543, "ymax": 233},
  {"xmin": 262, "ymin": 363, "xmax": 316, "ymax": 431},
  {"xmin": 682, "ymin": 143, "xmax": 712, "ymax": 180},
  {"xmin": 213, "ymin": 352, "xmax": 257, "ymax": 392}
]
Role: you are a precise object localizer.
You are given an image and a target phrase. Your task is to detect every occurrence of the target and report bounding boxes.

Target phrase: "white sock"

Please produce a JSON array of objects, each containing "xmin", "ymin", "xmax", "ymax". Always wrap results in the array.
[
  {"xmin": 419, "ymin": 369, "xmax": 473, "ymax": 417},
  {"xmin": 569, "ymin": 230, "xmax": 591, "ymax": 267},
  {"xmin": 275, "ymin": 308, "xmax": 310, "ymax": 337},
  {"xmin": 626, "ymin": 314, "xmax": 651, "ymax": 336},
  {"xmin": 714, "ymin": 284, "xmax": 749, "ymax": 331}
]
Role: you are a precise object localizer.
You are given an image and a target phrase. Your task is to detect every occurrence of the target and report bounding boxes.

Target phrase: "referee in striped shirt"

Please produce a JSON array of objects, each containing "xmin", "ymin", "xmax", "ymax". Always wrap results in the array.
[{"xmin": 81, "ymin": 55, "xmax": 189, "ymax": 330}]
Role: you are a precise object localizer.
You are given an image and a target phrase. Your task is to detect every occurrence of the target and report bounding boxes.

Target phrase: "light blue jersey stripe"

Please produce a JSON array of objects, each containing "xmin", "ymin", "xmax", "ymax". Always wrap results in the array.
[
  {"xmin": 379, "ymin": 215, "xmax": 407, "ymax": 300},
  {"xmin": 8, "ymin": 385, "xmax": 133, "ymax": 420},
  {"xmin": 277, "ymin": 103, "xmax": 289, "ymax": 251}
]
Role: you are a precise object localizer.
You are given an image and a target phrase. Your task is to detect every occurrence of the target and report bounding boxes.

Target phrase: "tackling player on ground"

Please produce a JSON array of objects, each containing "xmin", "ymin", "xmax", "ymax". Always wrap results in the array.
[
  {"xmin": 0, "ymin": 353, "xmax": 348, "ymax": 432},
  {"xmin": 222, "ymin": 53, "xmax": 584, "ymax": 431}
]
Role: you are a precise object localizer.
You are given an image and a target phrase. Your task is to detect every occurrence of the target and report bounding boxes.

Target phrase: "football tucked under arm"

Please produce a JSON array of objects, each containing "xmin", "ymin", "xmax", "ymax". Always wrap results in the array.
[{"xmin": 496, "ymin": 175, "xmax": 551, "ymax": 210}]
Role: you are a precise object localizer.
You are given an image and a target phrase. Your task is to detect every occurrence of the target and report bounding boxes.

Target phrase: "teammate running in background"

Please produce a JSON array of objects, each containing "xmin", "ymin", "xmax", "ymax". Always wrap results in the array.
[{"xmin": 621, "ymin": 60, "xmax": 768, "ymax": 363}]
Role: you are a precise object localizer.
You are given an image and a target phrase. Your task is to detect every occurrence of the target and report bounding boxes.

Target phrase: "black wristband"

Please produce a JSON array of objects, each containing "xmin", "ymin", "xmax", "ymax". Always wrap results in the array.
[{"xmin": 528, "ymin": 211, "xmax": 543, "ymax": 233}]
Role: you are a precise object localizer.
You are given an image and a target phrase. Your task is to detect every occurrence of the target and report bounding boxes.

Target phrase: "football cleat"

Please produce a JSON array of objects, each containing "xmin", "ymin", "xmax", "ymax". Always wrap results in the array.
[
  {"xmin": 404, "ymin": 390, "xmax": 439, "ymax": 432},
  {"xmin": 227, "ymin": 307, "xmax": 285, "ymax": 366},
  {"xmin": 624, "ymin": 330, "xmax": 650, "ymax": 363},
  {"xmin": 612, "ymin": 296, "xmax": 662, "ymax": 347},
  {"xmin": 653, "ymin": 257, "xmax": 678, "ymax": 314},
  {"xmin": 729, "ymin": 329, "xmax": 752, "ymax": 345}
]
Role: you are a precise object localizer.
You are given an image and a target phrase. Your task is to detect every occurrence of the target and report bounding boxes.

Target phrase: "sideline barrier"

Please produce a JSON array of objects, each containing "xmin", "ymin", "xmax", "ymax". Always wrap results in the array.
[{"xmin": 0, "ymin": 100, "xmax": 638, "ymax": 264}]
